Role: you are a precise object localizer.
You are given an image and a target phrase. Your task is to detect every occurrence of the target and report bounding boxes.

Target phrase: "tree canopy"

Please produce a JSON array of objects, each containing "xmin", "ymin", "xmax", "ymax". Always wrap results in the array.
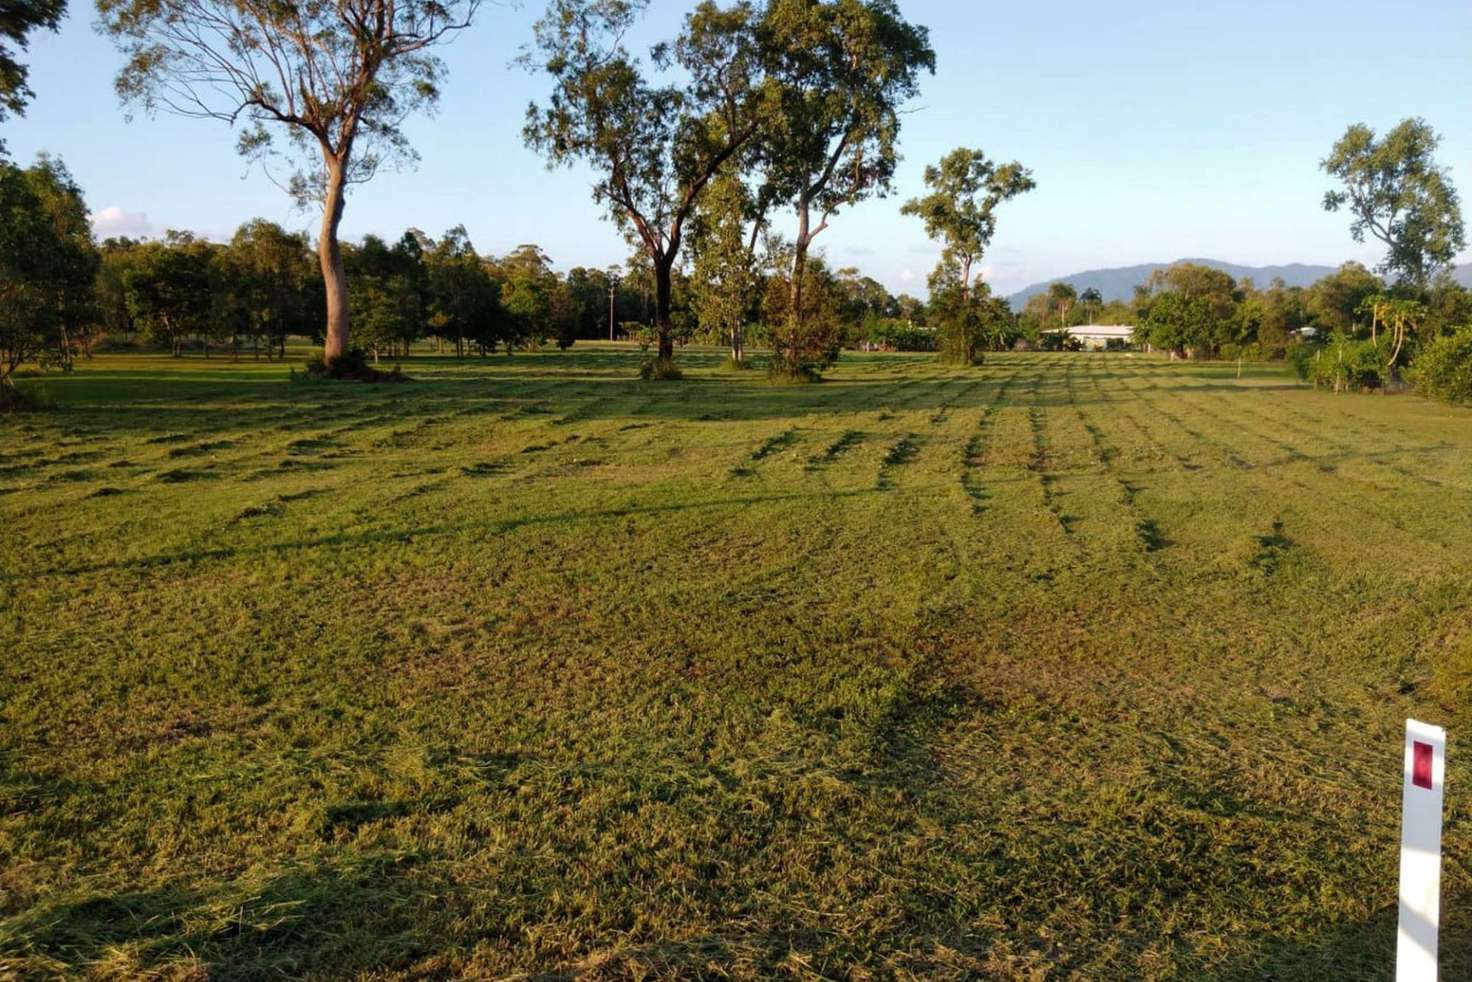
[
  {"xmin": 0, "ymin": 155, "xmax": 97, "ymax": 398},
  {"xmin": 121, "ymin": 235, "xmax": 220, "ymax": 357},
  {"xmin": 522, "ymin": 0, "xmax": 770, "ymax": 364},
  {"xmin": 902, "ymin": 147, "xmax": 1034, "ymax": 302},
  {"xmin": 1135, "ymin": 263, "xmax": 1241, "ymax": 358},
  {"xmin": 1307, "ymin": 261, "xmax": 1382, "ymax": 335},
  {"xmin": 0, "ymin": 0, "xmax": 64, "ymax": 135},
  {"xmin": 759, "ymin": 0, "xmax": 933, "ymax": 378},
  {"xmin": 902, "ymin": 147, "xmax": 1032, "ymax": 365},
  {"xmin": 1322, "ymin": 119, "xmax": 1466, "ymax": 288},
  {"xmin": 687, "ymin": 168, "xmax": 764, "ymax": 363}
]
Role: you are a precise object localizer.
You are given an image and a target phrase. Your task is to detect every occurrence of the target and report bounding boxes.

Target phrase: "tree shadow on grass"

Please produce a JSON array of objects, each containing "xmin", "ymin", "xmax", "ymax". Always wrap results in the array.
[
  {"xmin": 1201, "ymin": 888, "xmax": 1472, "ymax": 980},
  {"xmin": 1, "ymin": 852, "xmax": 439, "ymax": 979},
  {"xmin": 18, "ymin": 351, "xmax": 1185, "ymax": 436},
  {"xmin": 7, "ymin": 487, "xmax": 887, "ymax": 579}
]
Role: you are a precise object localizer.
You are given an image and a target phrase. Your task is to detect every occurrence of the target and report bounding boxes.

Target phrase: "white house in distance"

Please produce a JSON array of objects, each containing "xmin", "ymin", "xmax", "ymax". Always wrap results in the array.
[{"xmin": 1042, "ymin": 324, "xmax": 1135, "ymax": 350}]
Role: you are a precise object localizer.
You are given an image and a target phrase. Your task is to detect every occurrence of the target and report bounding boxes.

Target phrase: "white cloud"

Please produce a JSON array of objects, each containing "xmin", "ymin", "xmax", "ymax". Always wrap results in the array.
[
  {"xmin": 92, "ymin": 206, "xmax": 157, "ymax": 240},
  {"xmin": 899, "ymin": 267, "xmax": 916, "ymax": 283}
]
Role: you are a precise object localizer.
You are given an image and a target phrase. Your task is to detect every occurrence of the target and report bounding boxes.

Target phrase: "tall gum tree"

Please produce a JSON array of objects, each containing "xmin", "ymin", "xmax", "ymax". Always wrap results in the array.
[
  {"xmin": 97, "ymin": 0, "xmax": 483, "ymax": 361},
  {"xmin": 900, "ymin": 145, "xmax": 1030, "ymax": 319},
  {"xmin": 1322, "ymin": 119, "xmax": 1465, "ymax": 291},
  {"xmin": 522, "ymin": 0, "xmax": 770, "ymax": 365},
  {"xmin": 901, "ymin": 148, "xmax": 1033, "ymax": 305},
  {"xmin": 901, "ymin": 147, "xmax": 1032, "ymax": 363},
  {"xmin": 758, "ymin": 0, "xmax": 932, "ymax": 378},
  {"xmin": 687, "ymin": 166, "xmax": 770, "ymax": 363}
]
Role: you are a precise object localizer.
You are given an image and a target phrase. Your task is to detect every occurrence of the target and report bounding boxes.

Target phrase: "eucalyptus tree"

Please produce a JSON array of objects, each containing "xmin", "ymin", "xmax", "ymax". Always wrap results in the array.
[
  {"xmin": 0, "ymin": 155, "xmax": 97, "ymax": 399},
  {"xmin": 344, "ymin": 232, "xmax": 425, "ymax": 362},
  {"xmin": 563, "ymin": 266, "xmax": 615, "ymax": 340},
  {"xmin": 95, "ymin": 238, "xmax": 139, "ymax": 342},
  {"xmin": 423, "ymin": 226, "xmax": 502, "ymax": 357},
  {"xmin": 1, "ymin": 0, "xmax": 65, "ymax": 142},
  {"xmin": 522, "ymin": 0, "xmax": 770, "ymax": 367},
  {"xmin": 1322, "ymin": 119, "xmax": 1465, "ymax": 289},
  {"xmin": 833, "ymin": 267, "xmax": 893, "ymax": 321},
  {"xmin": 901, "ymin": 147, "xmax": 1033, "ymax": 303},
  {"xmin": 687, "ymin": 168, "xmax": 767, "ymax": 363},
  {"xmin": 902, "ymin": 147, "xmax": 1032, "ymax": 364},
  {"xmin": 229, "ymin": 219, "xmax": 312, "ymax": 359},
  {"xmin": 758, "ymin": 0, "xmax": 933, "ymax": 378},
  {"xmin": 97, "ymin": 0, "xmax": 484, "ymax": 363},
  {"xmin": 120, "ymin": 234, "xmax": 216, "ymax": 357},
  {"xmin": 495, "ymin": 244, "xmax": 559, "ymax": 348}
]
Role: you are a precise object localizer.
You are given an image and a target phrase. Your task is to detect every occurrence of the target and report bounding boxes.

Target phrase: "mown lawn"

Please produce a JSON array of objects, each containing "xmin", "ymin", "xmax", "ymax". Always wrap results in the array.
[{"xmin": 2, "ymin": 346, "xmax": 1471, "ymax": 979}]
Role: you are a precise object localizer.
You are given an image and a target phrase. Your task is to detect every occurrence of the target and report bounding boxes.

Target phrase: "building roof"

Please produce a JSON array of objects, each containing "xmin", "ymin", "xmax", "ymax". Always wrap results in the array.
[{"xmin": 1043, "ymin": 324, "xmax": 1135, "ymax": 339}]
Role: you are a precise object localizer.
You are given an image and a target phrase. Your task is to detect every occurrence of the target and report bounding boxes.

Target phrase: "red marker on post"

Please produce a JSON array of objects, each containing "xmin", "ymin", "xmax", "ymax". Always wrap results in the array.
[
  {"xmin": 1397, "ymin": 719, "xmax": 1446, "ymax": 982},
  {"xmin": 1413, "ymin": 741, "xmax": 1434, "ymax": 791}
]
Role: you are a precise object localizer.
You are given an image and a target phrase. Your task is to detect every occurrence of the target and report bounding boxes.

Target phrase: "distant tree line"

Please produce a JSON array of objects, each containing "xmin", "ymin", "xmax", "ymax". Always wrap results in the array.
[
  {"xmin": 0, "ymin": 143, "xmax": 959, "ymax": 388},
  {"xmin": 9, "ymin": 148, "xmax": 1472, "ymax": 398},
  {"xmin": 6, "ymin": 193, "xmax": 696, "ymax": 379},
  {"xmin": 6, "ymin": 0, "xmax": 1472, "ymax": 409}
]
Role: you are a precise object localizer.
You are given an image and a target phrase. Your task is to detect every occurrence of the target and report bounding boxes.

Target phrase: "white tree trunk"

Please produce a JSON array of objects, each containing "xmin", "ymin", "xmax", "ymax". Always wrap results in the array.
[{"xmin": 319, "ymin": 157, "xmax": 350, "ymax": 362}]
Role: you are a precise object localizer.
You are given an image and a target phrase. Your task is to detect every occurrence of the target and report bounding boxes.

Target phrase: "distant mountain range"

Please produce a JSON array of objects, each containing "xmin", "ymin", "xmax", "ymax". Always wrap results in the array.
[{"xmin": 1006, "ymin": 259, "xmax": 1472, "ymax": 308}]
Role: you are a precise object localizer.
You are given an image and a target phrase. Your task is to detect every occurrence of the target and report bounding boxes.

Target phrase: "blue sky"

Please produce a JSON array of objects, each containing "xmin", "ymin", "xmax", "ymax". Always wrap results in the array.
[{"xmin": 6, "ymin": 0, "xmax": 1470, "ymax": 295}]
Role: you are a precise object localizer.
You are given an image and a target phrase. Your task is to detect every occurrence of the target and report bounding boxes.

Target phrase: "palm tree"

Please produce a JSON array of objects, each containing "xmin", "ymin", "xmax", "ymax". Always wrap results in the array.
[
  {"xmin": 1080, "ymin": 287, "xmax": 1103, "ymax": 325},
  {"xmin": 1048, "ymin": 282, "xmax": 1077, "ymax": 328}
]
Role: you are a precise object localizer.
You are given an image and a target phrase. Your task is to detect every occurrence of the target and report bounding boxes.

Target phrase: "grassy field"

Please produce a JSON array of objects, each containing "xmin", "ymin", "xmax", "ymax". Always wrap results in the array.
[{"xmin": 3, "ymin": 346, "xmax": 1472, "ymax": 979}]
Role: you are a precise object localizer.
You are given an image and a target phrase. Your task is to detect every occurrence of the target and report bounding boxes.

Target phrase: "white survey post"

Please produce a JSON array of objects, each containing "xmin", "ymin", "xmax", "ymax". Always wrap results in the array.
[{"xmin": 1397, "ymin": 719, "xmax": 1446, "ymax": 982}]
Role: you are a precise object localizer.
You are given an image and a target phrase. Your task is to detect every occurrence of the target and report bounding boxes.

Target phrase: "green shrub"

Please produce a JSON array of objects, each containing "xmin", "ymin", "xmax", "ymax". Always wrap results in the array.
[
  {"xmin": 937, "ymin": 322, "xmax": 986, "ymax": 365},
  {"xmin": 630, "ymin": 325, "xmax": 659, "ymax": 353},
  {"xmin": 766, "ymin": 357, "xmax": 828, "ymax": 383},
  {"xmin": 866, "ymin": 320, "xmax": 937, "ymax": 352},
  {"xmin": 1289, "ymin": 345, "xmax": 1313, "ymax": 381},
  {"xmin": 1219, "ymin": 342, "xmax": 1266, "ymax": 362},
  {"xmin": 767, "ymin": 332, "xmax": 840, "ymax": 381},
  {"xmin": 1300, "ymin": 335, "xmax": 1386, "ymax": 393},
  {"xmin": 935, "ymin": 313, "xmax": 988, "ymax": 366},
  {"xmin": 299, "ymin": 349, "xmax": 407, "ymax": 383},
  {"xmin": 638, "ymin": 356, "xmax": 683, "ymax": 381},
  {"xmin": 303, "ymin": 348, "xmax": 370, "ymax": 378},
  {"xmin": 0, "ymin": 384, "xmax": 45, "ymax": 412},
  {"xmin": 1411, "ymin": 325, "xmax": 1472, "ymax": 406}
]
